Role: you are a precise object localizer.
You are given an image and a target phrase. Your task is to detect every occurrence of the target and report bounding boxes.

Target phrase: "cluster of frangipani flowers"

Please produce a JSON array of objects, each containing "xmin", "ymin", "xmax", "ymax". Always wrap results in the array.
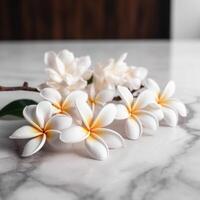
[{"xmin": 10, "ymin": 50, "xmax": 187, "ymax": 160}]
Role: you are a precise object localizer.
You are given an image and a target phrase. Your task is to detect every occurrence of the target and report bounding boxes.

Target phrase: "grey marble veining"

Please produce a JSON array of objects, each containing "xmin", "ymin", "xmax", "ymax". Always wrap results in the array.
[{"xmin": 0, "ymin": 40, "xmax": 200, "ymax": 200}]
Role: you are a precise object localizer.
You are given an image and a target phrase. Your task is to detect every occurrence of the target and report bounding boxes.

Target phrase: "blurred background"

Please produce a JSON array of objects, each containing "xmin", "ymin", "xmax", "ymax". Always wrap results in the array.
[{"xmin": 0, "ymin": 0, "xmax": 199, "ymax": 40}]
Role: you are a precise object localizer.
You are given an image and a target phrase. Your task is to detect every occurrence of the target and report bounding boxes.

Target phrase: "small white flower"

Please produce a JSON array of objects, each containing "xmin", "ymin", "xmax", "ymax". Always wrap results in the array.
[
  {"xmin": 39, "ymin": 49, "xmax": 92, "ymax": 95},
  {"xmin": 60, "ymin": 101, "xmax": 124, "ymax": 161},
  {"xmin": 40, "ymin": 87, "xmax": 88, "ymax": 116},
  {"xmin": 87, "ymin": 84, "xmax": 115, "ymax": 111},
  {"xmin": 124, "ymin": 66, "xmax": 148, "ymax": 90},
  {"xmin": 93, "ymin": 53, "xmax": 147, "ymax": 91},
  {"xmin": 145, "ymin": 79, "xmax": 187, "ymax": 127},
  {"xmin": 9, "ymin": 101, "xmax": 72, "ymax": 157},
  {"xmin": 116, "ymin": 86, "xmax": 158, "ymax": 140}
]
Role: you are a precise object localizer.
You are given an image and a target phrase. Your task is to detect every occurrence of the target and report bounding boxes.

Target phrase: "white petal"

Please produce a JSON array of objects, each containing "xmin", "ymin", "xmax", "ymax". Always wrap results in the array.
[
  {"xmin": 76, "ymin": 56, "xmax": 91, "ymax": 74},
  {"xmin": 145, "ymin": 78, "xmax": 160, "ymax": 94},
  {"xmin": 44, "ymin": 51, "xmax": 65, "ymax": 76},
  {"xmin": 125, "ymin": 117, "xmax": 143, "ymax": 140},
  {"xmin": 36, "ymin": 101, "xmax": 52, "ymax": 129},
  {"xmin": 9, "ymin": 126, "xmax": 42, "ymax": 139},
  {"xmin": 58, "ymin": 49, "xmax": 74, "ymax": 66},
  {"xmin": 22, "ymin": 134, "xmax": 46, "ymax": 157},
  {"xmin": 133, "ymin": 90, "xmax": 156, "ymax": 109},
  {"xmin": 138, "ymin": 111, "xmax": 158, "ymax": 130},
  {"xmin": 23, "ymin": 105, "xmax": 41, "ymax": 131},
  {"xmin": 85, "ymin": 133, "xmax": 109, "ymax": 160},
  {"xmin": 45, "ymin": 68, "xmax": 62, "ymax": 83},
  {"xmin": 82, "ymin": 69, "xmax": 93, "ymax": 80},
  {"xmin": 162, "ymin": 107, "xmax": 178, "ymax": 127},
  {"xmin": 96, "ymin": 89, "xmax": 115, "ymax": 105},
  {"xmin": 92, "ymin": 104, "xmax": 116, "ymax": 128},
  {"xmin": 45, "ymin": 114, "xmax": 72, "ymax": 131},
  {"xmin": 60, "ymin": 126, "xmax": 89, "ymax": 143},
  {"xmin": 161, "ymin": 80, "xmax": 176, "ymax": 99},
  {"xmin": 94, "ymin": 128, "xmax": 124, "ymax": 149},
  {"xmin": 40, "ymin": 88, "xmax": 62, "ymax": 107},
  {"xmin": 89, "ymin": 84, "xmax": 96, "ymax": 99},
  {"xmin": 117, "ymin": 86, "xmax": 133, "ymax": 110},
  {"xmin": 75, "ymin": 100, "xmax": 93, "ymax": 129},
  {"xmin": 168, "ymin": 99, "xmax": 187, "ymax": 117},
  {"xmin": 146, "ymin": 106, "xmax": 164, "ymax": 121},
  {"xmin": 63, "ymin": 90, "xmax": 88, "ymax": 109},
  {"xmin": 68, "ymin": 79, "xmax": 87, "ymax": 91},
  {"xmin": 115, "ymin": 104, "xmax": 129, "ymax": 120},
  {"xmin": 117, "ymin": 53, "xmax": 127, "ymax": 63},
  {"xmin": 128, "ymin": 78, "xmax": 141, "ymax": 90},
  {"xmin": 44, "ymin": 51, "xmax": 57, "ymax": 68},
  {"xmin": 135, "ymin": 67, "xmax": 148, "ymax": 80},
  {"xmin": 45, "ymin": 130, "xmax": 61, "ymax": 143}
]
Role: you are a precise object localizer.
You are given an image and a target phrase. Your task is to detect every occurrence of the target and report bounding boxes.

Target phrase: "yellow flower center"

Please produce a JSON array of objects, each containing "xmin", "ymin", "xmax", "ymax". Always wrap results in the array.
[{"xmin": 156, "ymin": 94, "xmax": 169, "ymax": 106}]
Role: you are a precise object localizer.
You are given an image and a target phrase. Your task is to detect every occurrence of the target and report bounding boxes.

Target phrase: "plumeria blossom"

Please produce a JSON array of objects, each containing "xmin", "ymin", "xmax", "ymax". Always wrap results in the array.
[
  {"xmin": 87, "ymin": 84, "xmax": 115, "ymax": 111},
  {"xmin": 115, "ymin": 86, "xmax": 158, "ymax": 140},
  {"xmin": 40, "ymin": 87, "xmax": 88, "ymax": 117},
  {"xmin": 60, "ymin": 101, "xmax": 124, "ymax": 160},
  {"xmin": 145, "ymin": 79, "xmax": 187, "ymax": 127},
  {"xmin": 39, "ymin": 49, "xmax": 92, "ymax": 95},
  {"xmin": 93, "ymin": 53, "xmax": 147, "ymax": 91},
  {"xmin": 9, "ymin": 101, "xmax": 72, "ymax": 157}
]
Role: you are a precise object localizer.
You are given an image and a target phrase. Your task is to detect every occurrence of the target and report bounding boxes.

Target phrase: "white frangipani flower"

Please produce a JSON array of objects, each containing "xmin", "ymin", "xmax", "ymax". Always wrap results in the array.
[
  {"xmin": 9, "ymin": 101, "xmax": 72, "ymax": 157},
  {"xmin": 40, "ymin": 49, "xmax": 92, "ymax": 95},
  {"xmin": 93, "ymin": 53, "xmax": 147, "ymax": 91},
  {"xmin": 60, "ymin": 101, "xmax": 124, "ymax": 160},
  {"xmin": 87, "ymin": 84, "xmax": 115, "ymax": 111},
  {"xmin": 40, "ymin": 87, "xmax": 88, "ymax": 116},
  {"xmin": 145, "ymin": 79, "xmax": 187, "ymax": 127},
  {"xmin": 116, "ymin": 86, "xmax": 158, "ymax": 140}
]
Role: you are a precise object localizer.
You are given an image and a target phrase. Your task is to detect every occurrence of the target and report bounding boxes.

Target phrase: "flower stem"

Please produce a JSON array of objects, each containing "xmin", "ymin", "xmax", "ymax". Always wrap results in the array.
[{"xmin": 0, "ymin": 82, "xmax": 39, "ymax": 92}]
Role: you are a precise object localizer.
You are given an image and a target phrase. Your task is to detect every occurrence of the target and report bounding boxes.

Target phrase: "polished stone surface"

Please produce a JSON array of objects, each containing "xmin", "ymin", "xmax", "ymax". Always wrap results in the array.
[{"xmin": 0, "ymin": 40, "xmax": 200, "ymax": 200}]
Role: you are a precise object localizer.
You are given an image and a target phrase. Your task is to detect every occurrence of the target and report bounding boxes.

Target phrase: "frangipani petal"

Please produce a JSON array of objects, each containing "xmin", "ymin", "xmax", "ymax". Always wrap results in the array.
[
  {"xmin": 45, "ymin": 68, "xmax": 62, "ymax": 83},
  {"xmin": 92, "ymin": 104, "xmax": 116, "ymax": 128},
  {"xmin": 85, "ymin": 133, "xmax": 109, "ymax": 160},
  {"xmin": 75, "ymin": 100, "xmax": 93, "ymax": 129},
  {"xmin": 60, "ymin": 126, "xmax": 89, "ymax": 143},
  {"xmin": 76, "ymin": 56, "xmax": 91, "ymax": 74},
  {"xmin": 162, "ymin": 107, "xmax": 178, "ymax": 127},
  {"xmin": 133, "ymin": 90, "xmax": 155, "ymax": 110},
  {"xmin": 168, "ymin": 99, "xmax": 187, "ymax": 117},
  {"xmin": 145, "ymin": 78, "xmax": 160, "ymax": 94},
  {"xmin": 138, "ymin": 111, "xmax": 158, "ymax": 130},
  {"xmin": 146, "ymin": 106, "xmax": 164, "ymax": 121},
  {"xmin": 40, "ymin": 88, "xmax": 62, "ymax": 107},
  {"xmin": 45, "ymin": 114, "xmax": 72, "ymax": 131},
  {"xmin": 22, "ymin": 134, "xmax": 46, "ymax": 157},
  {"xmin": 117, "ymin": 86, "xmax": 133, "ymax": 110},
  {"xmin": 96, "ymin": 89, "xmax": 115, "ymax": 105},
  {"xmin": 9, "ymin": 126, "xmax": 42, "ymax": 139},
  {"xmin": 94, "ymin": 128, "xmax": 124, "ymax": 149},
  {"xmin": 135, "ymin": 67, "xmax": 148, "ymax": 80},
  {"xmin": 125, "ymin": 117, "xmax": 143, "ymax": 140},
  {"xmin": 115, "ymin": 104, "xmax": 129, "ymax": 120},
  {"xmin": 128, "ymin": 78, "xmax": 141, "ymax": 90},
  {"xmin": 161, "ymin": 80, "xmax": 175, "ymax": 99},
  {"xmin": 36, "ymin": 101, "xmax": 52, "ymax": 129},
  {"xmin": 45, "ymin": 51, "xmax": 65, "ymax": 76},
  {"xmin": 45, "ymin": 130, "xmax": 61, "ymax": 143},
  {"xmin": 58, "ymin": 49, "xmax": 74, "ymax": 66},
  {"xmin": 23, "ymin": 105, "xmax": 42, "ymax": 131},
  {"xmin": 63, "ymin": 90, "xmax": 88, "ymax": 109}
]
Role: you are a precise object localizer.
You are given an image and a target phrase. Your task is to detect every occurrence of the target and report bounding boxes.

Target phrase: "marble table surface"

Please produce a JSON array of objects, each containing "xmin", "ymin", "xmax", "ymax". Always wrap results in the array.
[{"xmin": 0, "ymin": 40, "xmax": 200, "ymax": 200}]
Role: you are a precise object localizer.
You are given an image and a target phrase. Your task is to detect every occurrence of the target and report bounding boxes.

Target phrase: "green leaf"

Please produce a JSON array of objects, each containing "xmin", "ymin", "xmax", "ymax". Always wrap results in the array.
[{"xmin": 0, "ymin": 99, "xmax": 37, "ymax": 118}]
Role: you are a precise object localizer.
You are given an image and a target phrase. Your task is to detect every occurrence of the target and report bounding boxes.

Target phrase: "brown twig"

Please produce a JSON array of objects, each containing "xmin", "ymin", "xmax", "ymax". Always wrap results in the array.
[{"xmin": 0, "ymin": 82, "xmax": 39, "ymax": 92}]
